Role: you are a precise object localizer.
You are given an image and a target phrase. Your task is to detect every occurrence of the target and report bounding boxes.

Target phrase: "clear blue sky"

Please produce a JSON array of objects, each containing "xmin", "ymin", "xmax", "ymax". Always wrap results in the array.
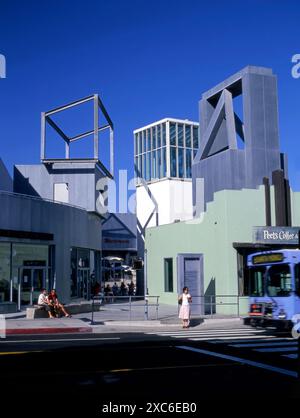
[{"xmin": 1, "ymin": 0, "xmax": 300, "ymax": 188}]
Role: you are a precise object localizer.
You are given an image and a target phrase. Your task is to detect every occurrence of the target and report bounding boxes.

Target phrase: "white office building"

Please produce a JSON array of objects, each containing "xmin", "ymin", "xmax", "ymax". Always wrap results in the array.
[{"xmin": 134, "ymin": 118, "xmax": 199, "ymax": 230}]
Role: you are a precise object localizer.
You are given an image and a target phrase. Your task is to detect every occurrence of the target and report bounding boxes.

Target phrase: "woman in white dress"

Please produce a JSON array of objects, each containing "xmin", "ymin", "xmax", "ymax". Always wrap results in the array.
[{"xmin": 178, "ymin": 286, "xmax": 192, "ymax": 328}]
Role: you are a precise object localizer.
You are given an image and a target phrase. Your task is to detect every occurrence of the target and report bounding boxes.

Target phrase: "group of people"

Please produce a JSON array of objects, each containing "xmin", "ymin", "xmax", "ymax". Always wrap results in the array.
[
  {"xmin": 38, "ymin": 289, "xmax": 71, "ymax": 319},
  {"xmin": 104, "ymin": 281, "xmax": 135, "ymax": 298}
]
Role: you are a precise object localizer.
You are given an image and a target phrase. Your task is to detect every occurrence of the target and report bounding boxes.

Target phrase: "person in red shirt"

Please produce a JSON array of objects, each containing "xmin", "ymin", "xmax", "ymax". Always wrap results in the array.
[{"xmin": 48, "ymin": 289, "xmax": 71, "ymax": 318}]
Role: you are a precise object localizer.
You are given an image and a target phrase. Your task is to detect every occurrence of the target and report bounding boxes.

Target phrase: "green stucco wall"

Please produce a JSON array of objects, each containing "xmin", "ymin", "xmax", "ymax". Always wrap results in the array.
[{"xmin": 145, "ymin": 186, "xmax": 300, "ymax": 315}]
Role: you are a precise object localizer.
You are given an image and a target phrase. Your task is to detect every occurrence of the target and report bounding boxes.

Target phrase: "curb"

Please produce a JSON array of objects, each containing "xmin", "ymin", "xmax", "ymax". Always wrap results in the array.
[
  {"xmin": 102, "ymin": 321, "xmax": 178, "ymax": 327},
  {"xmin": 4, "ymin": 327, "xmax": 92, "ymax": 335}
]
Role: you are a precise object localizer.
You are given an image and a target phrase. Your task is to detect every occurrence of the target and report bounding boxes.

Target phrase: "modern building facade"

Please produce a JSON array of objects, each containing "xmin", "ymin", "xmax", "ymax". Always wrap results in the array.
[
  {"xmin": 134, "ymin": 118, "xmax": 199, "ymax": 295},
  {"xmin": 134, "ymin": 118, "xmax": 199, "ymax": 231},
  {"xmin": 0, "ymin": 95, "xmax": 113, "ymax": 312},
  {"xmin": 102, "ymin": 213, "xmax": 137, "ymax": 264},
  {"xmin": 145, "ymin": 66, "xmax": 300, "ymax": 315}
]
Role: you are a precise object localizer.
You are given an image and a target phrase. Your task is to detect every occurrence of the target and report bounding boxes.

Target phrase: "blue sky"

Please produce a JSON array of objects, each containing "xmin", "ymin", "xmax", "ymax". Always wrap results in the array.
[{"xmin": 0, "ymin": 0, "xmax": 300, "ymax": 189}]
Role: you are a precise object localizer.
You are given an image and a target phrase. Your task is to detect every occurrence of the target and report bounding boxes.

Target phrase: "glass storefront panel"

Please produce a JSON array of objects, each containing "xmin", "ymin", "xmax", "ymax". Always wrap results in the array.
[
  {"xmin": 0, "ymin": 243, "xmax": 10, "ymax": 302},
  {"xmin": 78, "ymin": 248, "xmax": 90, "ymax": 268},
  {"xmin": 70, "ymin": 247, "xmax": 77, "ymax": 297},
  {"xmin": 12, "ymin": 244, "xmax": 49, "ymax": 305},
  {"xmin": 70, "ymin": 247, "xmax": 96, "ymax": 299}
]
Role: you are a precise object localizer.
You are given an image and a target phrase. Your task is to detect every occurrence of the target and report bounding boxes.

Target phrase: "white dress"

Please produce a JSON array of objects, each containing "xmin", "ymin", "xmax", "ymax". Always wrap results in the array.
[{"xmin": 179, "ymin": 293, "xmax": 191, "ymax": 320}]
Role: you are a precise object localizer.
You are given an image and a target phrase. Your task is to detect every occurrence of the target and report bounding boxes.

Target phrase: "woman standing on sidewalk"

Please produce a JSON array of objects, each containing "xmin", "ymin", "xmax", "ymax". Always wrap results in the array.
[{"xmin": 178, "ymin": 287, "xmax": 192, "ymax": 328}]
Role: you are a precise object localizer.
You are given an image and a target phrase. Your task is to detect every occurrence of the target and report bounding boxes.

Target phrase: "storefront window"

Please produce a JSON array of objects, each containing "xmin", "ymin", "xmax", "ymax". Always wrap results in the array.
[
  {"xmin": 0, "ymin": 243, "xmax": 11, "ymax": 302},
  {"xmin": 78, "ymin": 248, "xmax": 90, "ymax": 268},
  {"xmin": 12, "ymin": 244, "xmax": 49, "ymax": 305},
  {"xmin": 71, "ymin": 248, "xmax": 97, "ymax": 299},
  {"xmin": 70, "ymin": 247, "xmax": 78, "ymax": 297}
]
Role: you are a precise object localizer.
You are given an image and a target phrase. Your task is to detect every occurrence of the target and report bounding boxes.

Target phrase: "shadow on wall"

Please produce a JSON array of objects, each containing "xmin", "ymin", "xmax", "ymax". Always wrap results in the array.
[
  {"xmin": 204, "ymin": 277, "xmax": 216, "ymax": 315},
  {"xmin": 13, "ymin": 167, "xmax": 40, "ymax": 197}
]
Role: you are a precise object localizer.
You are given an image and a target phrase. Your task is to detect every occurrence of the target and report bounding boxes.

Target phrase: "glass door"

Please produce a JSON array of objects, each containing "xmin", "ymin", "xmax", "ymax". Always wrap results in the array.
[
  {"xmin": 18, "ymin": 267, "xmax": 47, "ymax": 308},
  {"xmin": 77, "ymin": 268, "xmax": 91, "ymax": 300}
]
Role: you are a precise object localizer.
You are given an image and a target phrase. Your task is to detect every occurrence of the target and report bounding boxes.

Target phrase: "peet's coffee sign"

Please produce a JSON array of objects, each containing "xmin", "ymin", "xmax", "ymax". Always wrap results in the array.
[{"xmin": 253, "ymin": 227, "xmax": 300, "ymax": 245}]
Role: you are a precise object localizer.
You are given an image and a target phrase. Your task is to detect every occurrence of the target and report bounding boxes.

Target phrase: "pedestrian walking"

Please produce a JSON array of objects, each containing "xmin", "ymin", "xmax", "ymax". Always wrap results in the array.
[{"xmin": 178, "ymin": 286, "xmax": 192, "ymax": 328}]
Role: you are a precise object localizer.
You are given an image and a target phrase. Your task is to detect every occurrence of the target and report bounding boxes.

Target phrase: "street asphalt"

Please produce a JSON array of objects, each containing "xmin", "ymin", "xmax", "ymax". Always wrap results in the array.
[{"xmin": 0, "ymin": 323, "xmax": 299, "ymax": 415}]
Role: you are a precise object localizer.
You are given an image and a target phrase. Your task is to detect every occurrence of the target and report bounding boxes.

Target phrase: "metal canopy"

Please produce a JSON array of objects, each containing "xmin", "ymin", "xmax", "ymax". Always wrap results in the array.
[{"xmin": 40, "ymin": 94, "xmax": 114, "ymax": 177}]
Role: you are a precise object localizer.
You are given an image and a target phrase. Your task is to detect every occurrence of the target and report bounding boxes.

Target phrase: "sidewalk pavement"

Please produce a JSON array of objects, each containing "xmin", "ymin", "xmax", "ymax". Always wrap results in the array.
[
  {"xmin": 1, "ymin": 318, "xmax": 92, "ymax": 335},
  {"xmin": 0, "ymin": 302, "xmax": 243, "ymax": 336}
]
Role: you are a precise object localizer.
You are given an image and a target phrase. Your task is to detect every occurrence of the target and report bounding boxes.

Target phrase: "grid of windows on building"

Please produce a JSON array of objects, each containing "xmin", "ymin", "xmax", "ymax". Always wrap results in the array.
[{"xmin": 134, "ymin": 120, "xmax": 199, "ymax": 183}]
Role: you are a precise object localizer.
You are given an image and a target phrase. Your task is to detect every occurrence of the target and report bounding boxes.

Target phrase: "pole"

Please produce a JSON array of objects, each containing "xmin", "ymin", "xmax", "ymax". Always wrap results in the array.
[
  {"xmin": 144, "ymin": 249, "xmax": 148, "ymax": 297},
  {"xmin": 91, "ymin": 296, "xmax": 94, "ymax": 325}
]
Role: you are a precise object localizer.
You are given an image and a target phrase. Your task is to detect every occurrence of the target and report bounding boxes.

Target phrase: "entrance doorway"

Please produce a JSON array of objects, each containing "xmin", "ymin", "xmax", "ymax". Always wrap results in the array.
[
  {"xmin": 177, "ymin": 254, "xmax": 204, "ymax": 315},
  {"xmin": 77, "ymin": 268, "xmax": 91, "ymax": 300},
  {"xmin": 18, "ymin": 266, "xmax": 48, "ymax": 309}
]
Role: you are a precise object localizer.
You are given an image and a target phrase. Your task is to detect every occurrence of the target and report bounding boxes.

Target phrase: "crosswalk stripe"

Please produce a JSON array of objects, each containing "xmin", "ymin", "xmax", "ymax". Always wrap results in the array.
[
  {"xmin": 210, "ymin": 337, "xmax": 291, "ymax": 344},
  {"xmin": 147, "ymin": 329, "xmax": 267, "ymax": 336},
  {"xmin": 160, "ymin": 332, "xmax": 270, "ymax": 339},
  {"xmin": 229, "ymin": 341, "xmax": 297, "ymax": 348},
  {"xmin": 282, "ymin": 354, "xmax": 298, "ymax": 359},
  {"xmin": 150, "ymin": 327, "xmax": 260, "ymax": 333},
  {"xmin": 177, "ymin": 346, "xmax": 298, "ymax": 378},
  {"xmin": 190, "ymin": 335, "xmax": 278, "ymax": 341},
  {"xmin": 254, "ymin": 347, "xmax": 298, "ymax": 353}
]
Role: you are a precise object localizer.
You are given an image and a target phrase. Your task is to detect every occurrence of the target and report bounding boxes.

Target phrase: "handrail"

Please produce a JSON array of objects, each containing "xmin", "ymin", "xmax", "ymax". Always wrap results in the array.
[
  {"xmin": 90, "ymin": 294, "xmax": 160, "ymax": 323},
  {"xmin": 177, "ymin": 294, "xmax": 241, "ymax": 318},
  {"xmin": 0, "ymin": 190, "xmax": 85, "ymax": 211}
]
